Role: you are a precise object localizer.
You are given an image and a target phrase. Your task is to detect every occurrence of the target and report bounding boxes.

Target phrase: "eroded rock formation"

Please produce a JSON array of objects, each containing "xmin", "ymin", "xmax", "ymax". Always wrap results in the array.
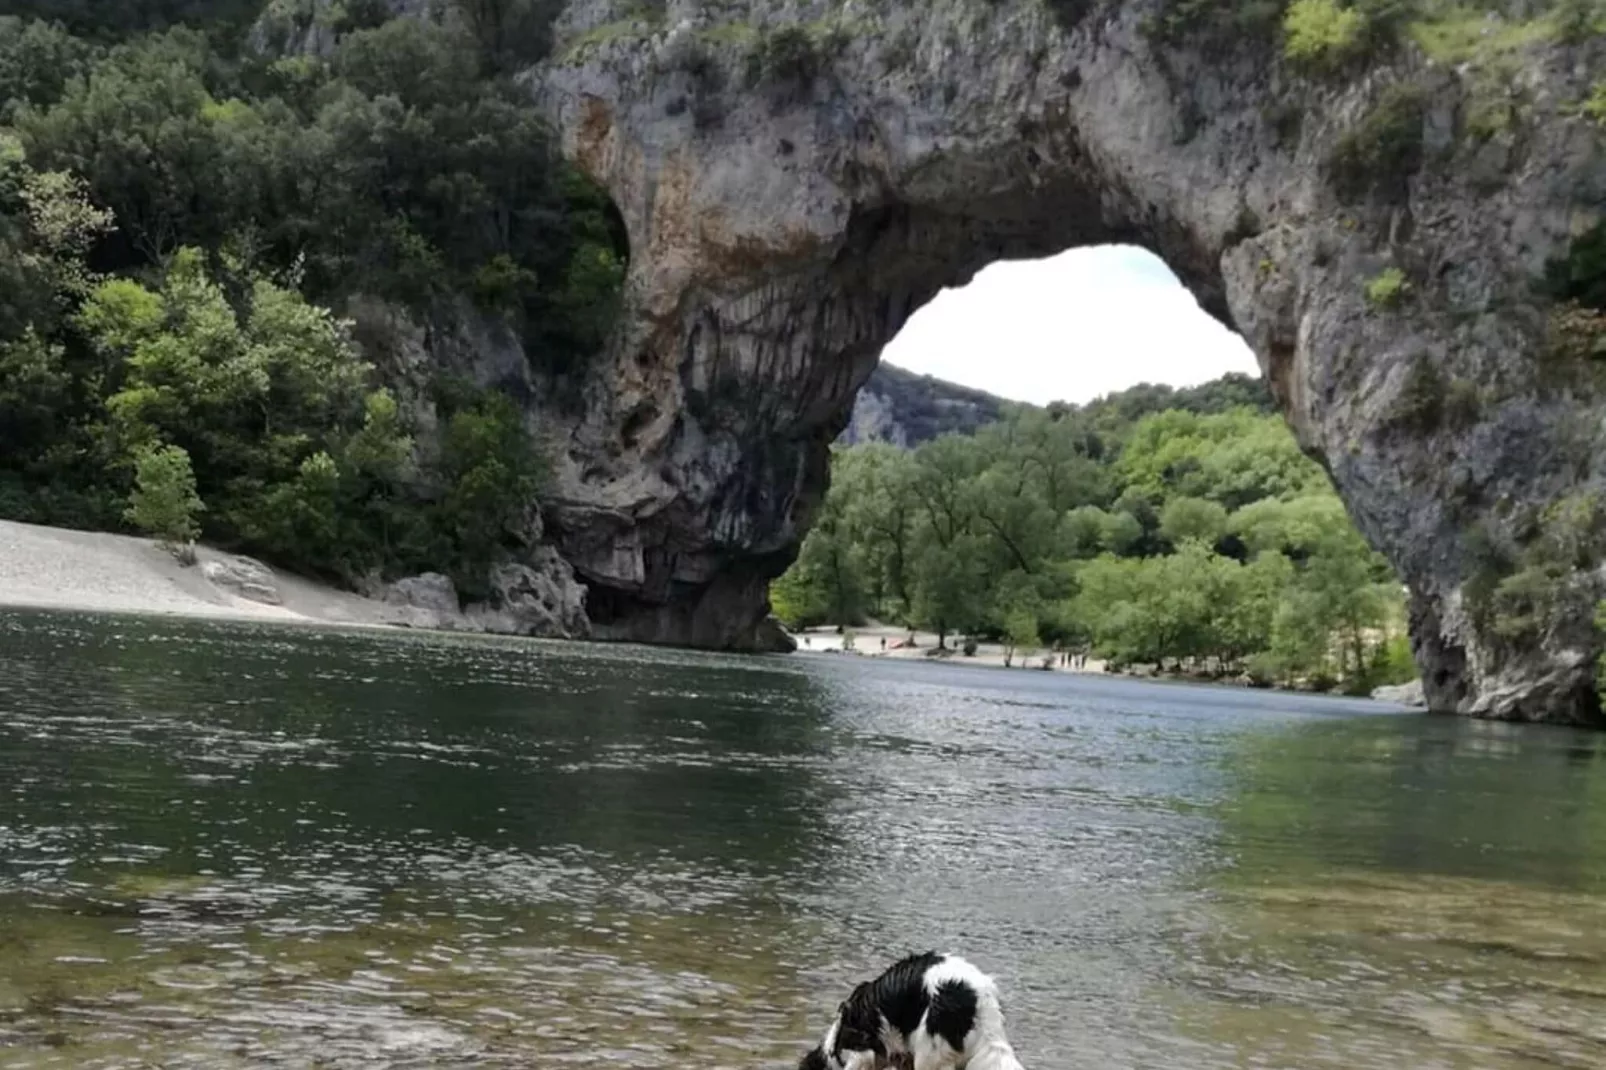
[{"xmin": 526, "ymin": 0, "xmax": 1605, "ymax": 723}]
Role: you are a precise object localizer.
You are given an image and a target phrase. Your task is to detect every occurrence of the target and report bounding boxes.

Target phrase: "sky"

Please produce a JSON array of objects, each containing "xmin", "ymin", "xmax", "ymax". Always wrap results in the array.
[{"xmin": 879, "ymin": 244, "xmax": 1261, "ymax": 406}]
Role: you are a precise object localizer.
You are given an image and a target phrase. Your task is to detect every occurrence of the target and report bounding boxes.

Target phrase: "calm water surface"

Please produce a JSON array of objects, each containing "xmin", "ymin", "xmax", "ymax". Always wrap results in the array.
[{"xmin": 1, "ymin": 608, "xmax": 1604, "ymax": 1069}]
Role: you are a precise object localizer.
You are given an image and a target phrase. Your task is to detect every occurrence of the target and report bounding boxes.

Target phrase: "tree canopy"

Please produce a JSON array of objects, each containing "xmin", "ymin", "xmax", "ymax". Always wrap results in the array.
[
  {"xmin": 774, "ymin": 383, "xmax": 1414, "ymax": 693},
  {"xmin": 0, "ymin": 3, "xmax": 624, "ymax": 598}
]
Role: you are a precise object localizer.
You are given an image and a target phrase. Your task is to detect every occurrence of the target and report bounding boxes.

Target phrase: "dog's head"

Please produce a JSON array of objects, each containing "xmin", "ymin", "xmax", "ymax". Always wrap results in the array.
[
  {"xmin": 797, "ymin": 1048, "xmax": 902, "ymax": 1070},
  {"xmin": 797, "ymin": 1048, "xmax": 912, "ymax": 1070},
  {"xmin": 799, "ymin": 986, "xmax": 888, "ymax": 1070},
  {"xmin": 797, "ymin": 1047, "xmax": 833, "ymax": 1070}
]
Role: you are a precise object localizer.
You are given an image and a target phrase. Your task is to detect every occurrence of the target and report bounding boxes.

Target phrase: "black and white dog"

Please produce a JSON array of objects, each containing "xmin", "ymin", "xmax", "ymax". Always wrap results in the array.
[{"xmin": 798, "ymin": 952, "xmax": 1025, "ymax": 1070}]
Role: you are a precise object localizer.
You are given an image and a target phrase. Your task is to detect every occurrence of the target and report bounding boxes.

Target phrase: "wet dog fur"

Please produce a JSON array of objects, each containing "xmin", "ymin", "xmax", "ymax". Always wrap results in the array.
[{"xmin": 798, "ymin": 952, "xmax": 1024, "ymax": 1070}]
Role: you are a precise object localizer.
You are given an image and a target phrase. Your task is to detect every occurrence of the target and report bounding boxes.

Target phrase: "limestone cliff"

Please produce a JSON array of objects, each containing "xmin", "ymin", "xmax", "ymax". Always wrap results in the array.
[
  {"xmin": 839, "ymin": 363, "xmax": 1012, "ymax": 447},
  {"xmin": 524, "ymin": 0, "xmax": 1606, "ymax": 723}
]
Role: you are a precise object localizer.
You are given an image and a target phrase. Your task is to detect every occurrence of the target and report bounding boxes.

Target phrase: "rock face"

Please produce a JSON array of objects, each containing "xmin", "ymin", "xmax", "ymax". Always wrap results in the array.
[
  {"xmin": 839, "ymin": 363, "xmax": 1011, "ymax": 447},
  {"xmin": 378, "ymin": 552, "xmax": 592, "ymax": 639},
  {"xmin": 526, "ymin": 0, "xmax": 1606, "ymax": 724},
  {"xmin": 201, "ymin": 555, "xmax": 283, "ymax": 606},
  {"xmin": 1372, "ymin": 679, "xmax": 1427, "ymax": 708},
  {"xmin": 466, "ymin": 551, "xmax": 594, "ymax": 639}
]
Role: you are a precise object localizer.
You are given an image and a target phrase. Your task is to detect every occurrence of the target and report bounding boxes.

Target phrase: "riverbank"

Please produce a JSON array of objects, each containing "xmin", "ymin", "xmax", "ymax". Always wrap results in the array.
[
  {"xmin": 0, "ymin": 519, "xmax": 1425, "ymax": 706},
  {"xmin": 0, "ymin": 519, "xmax": 415, "ymax": 630},
  {"xmin": 788, "ymin": 622, "xmax": 1108, "ymax": 674},
  {"xmin": 788, "ymin": 621, "xmax": 1427, "ymax": 705}
]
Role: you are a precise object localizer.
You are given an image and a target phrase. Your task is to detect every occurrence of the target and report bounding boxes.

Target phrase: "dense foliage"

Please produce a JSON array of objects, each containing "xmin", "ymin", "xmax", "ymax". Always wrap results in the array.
[
  {"xmin": 0, "ymin": 2, "xmax": 626, "ymax": 596},
  {"xmin": 774, "ymin": 380, "xmax": 1415, "ymax": 693}
]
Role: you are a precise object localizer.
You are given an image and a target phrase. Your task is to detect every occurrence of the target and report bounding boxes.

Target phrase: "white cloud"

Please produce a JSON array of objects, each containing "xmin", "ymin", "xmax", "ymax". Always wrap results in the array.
[{"xmin": 879, "ymin": 245, "xmax": 1261, "ymax": 406}]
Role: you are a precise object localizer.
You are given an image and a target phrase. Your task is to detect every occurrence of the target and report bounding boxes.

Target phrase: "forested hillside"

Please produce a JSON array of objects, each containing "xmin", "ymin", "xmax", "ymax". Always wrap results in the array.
[
  {"xmin": 0, "ymin": 0, "xmax": 622, "ymax": 596},
  {"xmin": 842, "ymin": 363, "xmax": 1273, "ymax": 448},
  {"xmin": 776, "ymin": 375, "xmax": 1416, "ymax": 693}
]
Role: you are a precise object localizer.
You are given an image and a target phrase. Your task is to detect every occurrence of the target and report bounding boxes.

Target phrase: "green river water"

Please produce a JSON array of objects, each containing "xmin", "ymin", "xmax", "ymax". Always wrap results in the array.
[{"xmin": 1, "ymin": 607, "xmax": 1604, "ymax": 1068}]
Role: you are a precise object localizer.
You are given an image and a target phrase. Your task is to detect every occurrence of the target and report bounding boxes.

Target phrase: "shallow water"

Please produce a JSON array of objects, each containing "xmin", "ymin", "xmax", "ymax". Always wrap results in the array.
[{"xmin": 0, "ymin": 609, "xmax": 1603, "ymax": 1068}]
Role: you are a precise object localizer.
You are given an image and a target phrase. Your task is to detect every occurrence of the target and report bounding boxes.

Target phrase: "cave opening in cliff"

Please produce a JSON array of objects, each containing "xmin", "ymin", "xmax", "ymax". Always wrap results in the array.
[{"xmin": 871, "ymin": 244, "xmax": 1261, "ymax": 418}]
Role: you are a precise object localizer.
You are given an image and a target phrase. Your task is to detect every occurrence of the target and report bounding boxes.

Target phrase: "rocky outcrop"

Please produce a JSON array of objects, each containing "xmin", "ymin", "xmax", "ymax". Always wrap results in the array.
[
  {"xmin": 1372, "ymin": 679, "xmax": 1427, "ymax": 708},
  {"xmin": 201, "ymin": 555, "xmax": 283, "ymax": 606},
  {"xmin": 522, "ymin": 0, "xmax": 1605, "ymax": 724},
  {"xmin": 840, "ymin": 363, "xmax": 1010, "ymax": 446},
  {"xmin": 378, "ymin": 551, "xmax": 592, "ymax": 639},
  {"xmin": 466, "ymin": 552, "xmax": 593, "ymax": 638},
  {"xmin": 375, "ymin": 572, "xmax": 462, "ymax": 629}
]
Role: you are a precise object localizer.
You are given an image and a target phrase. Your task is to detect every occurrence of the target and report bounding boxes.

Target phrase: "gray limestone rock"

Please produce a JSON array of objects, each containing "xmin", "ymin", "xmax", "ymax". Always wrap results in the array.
[
  {"xmin": 1372, "ymin": 680, "xmax": 1427, "ymax": 708},
  {"xmin": 518, "ymin": 0, "xmax": 1606, "ymax": 724},
  {"xmin": 202, "ymin": 555, "xmax": 283, "ymax": 606},
  {"xmin": 379, "ymin": 573, "xmax": 464, "ymax": 629},
  {"xmin": 463, "ymin": 549, "xmax": 592, "ymax": 639}
]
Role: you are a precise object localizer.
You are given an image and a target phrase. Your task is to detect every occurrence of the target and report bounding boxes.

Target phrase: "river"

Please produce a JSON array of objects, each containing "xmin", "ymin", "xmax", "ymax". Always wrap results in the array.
[{"xmin": 0, "ymin": 608, "xmax": 1603, "ymax": 1068}]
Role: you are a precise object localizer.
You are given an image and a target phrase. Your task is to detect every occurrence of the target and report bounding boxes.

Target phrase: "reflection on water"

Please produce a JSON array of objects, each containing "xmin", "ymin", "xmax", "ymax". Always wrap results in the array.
[{"xmin": 0, "ymin": 609, "xmax": 1603, "ymax": 1068}]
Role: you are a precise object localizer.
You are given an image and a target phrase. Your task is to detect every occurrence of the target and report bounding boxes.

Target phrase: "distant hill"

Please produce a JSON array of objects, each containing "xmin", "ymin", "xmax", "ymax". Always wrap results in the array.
[
  {"xmin": 841, "ymin": 364, "xmax": 1272, "ymax": 447},
  {"xmin": 839, "ymin": 363, "xmax": 1013, "ymax": 447}
]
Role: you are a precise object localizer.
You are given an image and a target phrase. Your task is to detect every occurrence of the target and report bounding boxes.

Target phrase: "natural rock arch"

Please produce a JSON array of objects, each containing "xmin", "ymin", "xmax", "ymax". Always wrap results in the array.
[{"xmin": 529, "ymin": 0, "xmax": 1606, "ymax": 724}]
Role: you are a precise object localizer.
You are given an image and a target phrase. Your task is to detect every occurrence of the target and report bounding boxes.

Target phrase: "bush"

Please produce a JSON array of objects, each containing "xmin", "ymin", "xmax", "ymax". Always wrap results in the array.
[
  {"xmin": 1584, "ymin": 82, "xmax": 1606, "ymax": 125},
  {"xmin": 126, "ymin": 444, "xmax": 204, "ymax": 549},
  {"xmin": 1365, "ymin": 266, "xmax": 1410, "ymax": 307},
  {"xmin": 1387, "ymin": 357, "xmax": 1446, "ymax": 433},
  {"xmin": 1489, "ymin": 564, "xmax": 1564, "ymax": 641},
  {"xmin": 1544, "ymin": 221, "xmax": 1606, "ymax": 312},
  {"xmin": 1282, "ymin": 0, "xmax": 1365, "ymax": 70},
  {"xmin": 1325, "ymin": 83, "xmax": 1426, "ymax": 201},
  {"xmin": 1368, "ymin": 633, "xmax": 1418, "ymax": 687},
  {"xmin": 746, "ymin": 24, "xmax": 823, "ymax": 87},
  {"xmin": 1041, "ymin": 0, "xmax": 1096, "ymax": 32},
  {"xmin": 1142, "ymin": 0, "xmax": 1288, "ymax": 48},
  {"xmin": 1595, "ymin": 600, "xmax": 1606, "ymax": 705}
]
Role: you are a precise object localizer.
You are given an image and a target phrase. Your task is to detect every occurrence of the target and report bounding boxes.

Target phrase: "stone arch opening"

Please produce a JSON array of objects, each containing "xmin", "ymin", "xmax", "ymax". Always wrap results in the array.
[
  {"xmin": 867, "ymin": 243, "xmax": 1261, "ymax": 420},
  {"xmin": 533, "ymin": 0, "xmax": 1604, "ymax": 724}
]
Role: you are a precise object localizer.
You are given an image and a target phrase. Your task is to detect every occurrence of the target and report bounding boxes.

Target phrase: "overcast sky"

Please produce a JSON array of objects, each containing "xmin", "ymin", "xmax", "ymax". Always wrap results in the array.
[{"xmin": 880, "ymin": 245, "xmax": 1261, "ymax": 406}]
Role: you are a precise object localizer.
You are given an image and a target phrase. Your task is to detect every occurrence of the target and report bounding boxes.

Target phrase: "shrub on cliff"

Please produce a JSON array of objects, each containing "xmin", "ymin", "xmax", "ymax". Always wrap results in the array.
[
  {"xmin": 1283, "ymin": 0, "xmax": 1366, "ymax": 70},
  {"xmin": 746, "ymin": 24, "xmax": 827, "ymax": 88},
  {"xmin": 1595, "ymin": 601, "xmax": 1606, "ymax": 704},
  {"xmin": 1325, "ymin": 83, "xmax": 1426, "ymax": 201},
  {"xmin": 1584, "ymin": 82, "xmax": 1606, "ymax": 124},
  {"xmin": 1365, "ymin": 266, "xmax": 1410, "ymax": 307}
]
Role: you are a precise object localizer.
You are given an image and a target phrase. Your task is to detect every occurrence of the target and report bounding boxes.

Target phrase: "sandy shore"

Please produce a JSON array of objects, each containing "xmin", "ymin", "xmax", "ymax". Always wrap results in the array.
[
  {"xmin": 789, "ymin": 621, "xmax": 1107, "ymax": 674},
  {"xmin": 0, "ymin": 519, "xmax": 414, "ymax": 629}
]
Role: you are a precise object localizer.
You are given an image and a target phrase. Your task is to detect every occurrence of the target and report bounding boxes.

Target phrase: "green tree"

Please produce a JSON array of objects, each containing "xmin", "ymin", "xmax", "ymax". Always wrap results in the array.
[
  {"xmin": 19, "ymin": 29, "xmax": 234, "ymax": 260},
  {"xmin": 254, "ymin": 450, "xmax": 344, "ymax": 571},
  {"xmin": 910, "ymin": 536, "xmax": 986, "ymax": 649},
  {"xmin": 1160, "ymin": 495, "xmax": 1229, "ymax": 547},
  {"xmin": 0, "ymin": 330, "xmax": 71, "ymax": 458},
  {"xmin": 435, "ymin": 392, "xmax": 545, "ymax": 595},
  {"xmin": 787, "ymin": 524, "xmax": 866, "ymax": 631},
  {"xmin": 1059, "ymin": 505, "xmax": 1111, "ymax": 559},
  {"xmin": 1230, "ymin": 493, "xmax": 1355, "ymax": 559},
  {"xmin": 909, "ymin": 433, "xmax": 979, "ymax": 549},
  {"xmin": 1100, "ymin": 508, "xmax": 1145, "ymax": 555},
  {"xmin": 125, "ymin": 442, "xmax": 203, "ymax": 547},
  {"xmin": 770, "ymin": 563, "xmax": 827, "ymax": 631},
  {"xmin": 0, "ymin": 17, "xmax": 95, "ymax": 122},
  {"xmin": 830, "ymin": 443, "xmax": 918, "ymax": 617},
  {"xmin": 1118, "ymin": 408, "xmax": 1325, "ymax": 510},
  {"xmin": 994, "ymin": 569, "xmax": 1044, "ymax": 667}
]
